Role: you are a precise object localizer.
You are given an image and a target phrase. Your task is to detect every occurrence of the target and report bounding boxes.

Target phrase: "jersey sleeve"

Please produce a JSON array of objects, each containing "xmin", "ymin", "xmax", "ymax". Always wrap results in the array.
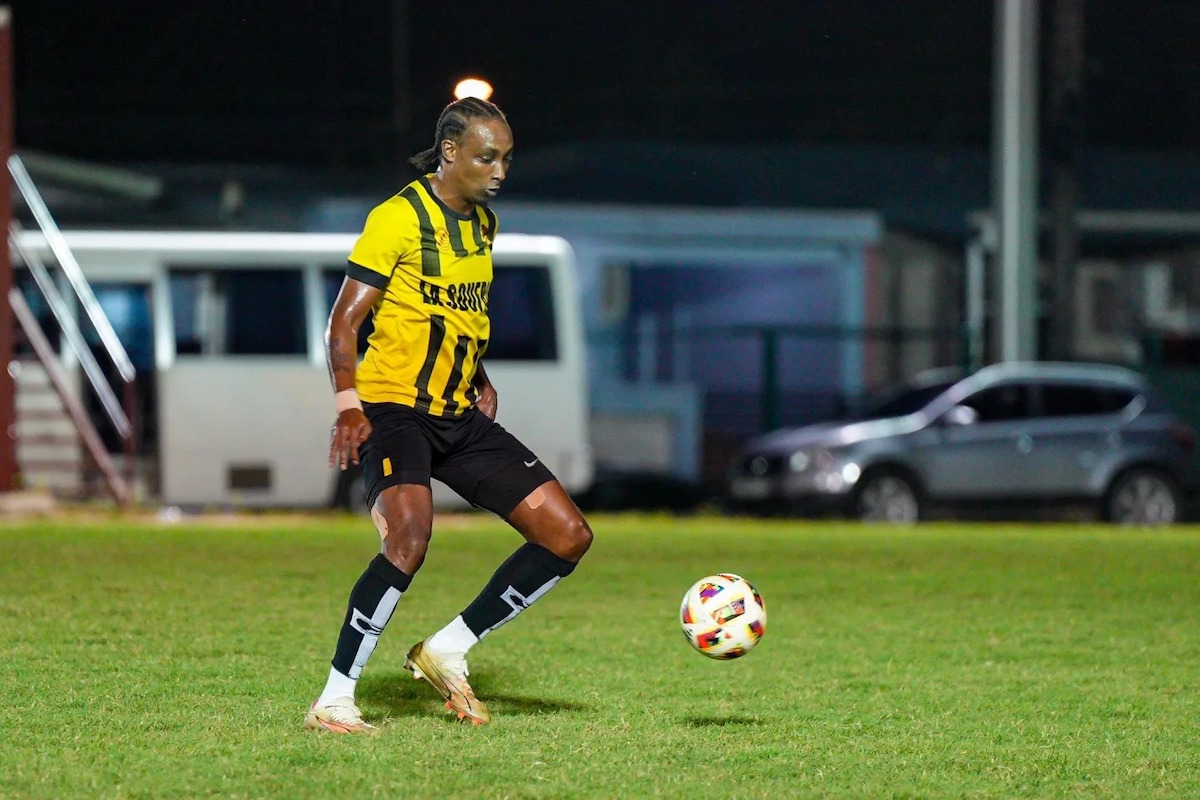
[
  {"xmin": 347, "ymin": 201, "xmax": 417, "ymax": 289},
  {"xmin": 484, "ymin": 206, "xmax": 499, "ymax": 240}
]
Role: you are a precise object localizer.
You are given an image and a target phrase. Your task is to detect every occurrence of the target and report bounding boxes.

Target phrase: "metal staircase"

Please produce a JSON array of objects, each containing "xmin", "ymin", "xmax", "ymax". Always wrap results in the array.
[
  {"xmin": 10, "ymin": 356, "xmax": 83, "ymax": 497},
  {"xmin": 6, "ymin": 154, "xmax": 135, "ymax": 506}
]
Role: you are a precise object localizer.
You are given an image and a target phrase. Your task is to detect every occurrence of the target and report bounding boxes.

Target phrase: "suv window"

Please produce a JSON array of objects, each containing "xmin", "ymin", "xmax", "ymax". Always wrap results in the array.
[
  {"xmin": 1040, "ymin": 383, "xmax": 1136, "ymax": 416},
  {"xmin": 859, "ymin": 380, "xmax": 958, "ymax": 419},
  {"xmin": 960, "ymin": 384, "xmax": 1033, "ymax": 422}
]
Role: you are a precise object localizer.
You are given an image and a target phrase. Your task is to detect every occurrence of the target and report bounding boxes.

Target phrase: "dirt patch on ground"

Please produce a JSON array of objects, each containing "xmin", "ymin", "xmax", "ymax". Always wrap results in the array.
[{"xmin": 0, "ymin": 494, "xmax": 495, "ymax": 530}]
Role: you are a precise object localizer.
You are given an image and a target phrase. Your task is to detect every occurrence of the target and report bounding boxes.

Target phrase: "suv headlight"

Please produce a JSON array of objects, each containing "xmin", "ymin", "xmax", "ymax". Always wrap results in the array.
[
  {"xmin": 789, "ymin": 448, "xmax": 838, "ymax": 472},
  {"xmin": 788, "ymin": 450, "xmax": 812, "ymax": 472}
]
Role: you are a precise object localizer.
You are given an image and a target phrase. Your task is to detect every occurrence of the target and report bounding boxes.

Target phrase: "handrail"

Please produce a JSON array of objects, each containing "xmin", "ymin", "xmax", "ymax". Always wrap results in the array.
[
  {"xmin": 9, "ymin": 222, "xmax": 131, "ymax": 438},
  {"xmin": 9, "ymin": 288, "xmax": 132, "ymax": 506},
  {"xmin": 7, "ymin": 153, "xmax": 140, "ymax": 506},
  {"xmin": 8, "ymin": 153, "xmax": 135, "ymax": 382}
]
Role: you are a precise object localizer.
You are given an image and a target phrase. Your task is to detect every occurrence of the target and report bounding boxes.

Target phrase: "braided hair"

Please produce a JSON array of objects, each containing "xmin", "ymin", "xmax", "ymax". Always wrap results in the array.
[{"xmin": 409, "ymin": 98, "xmax": 508, "ymax": 172}]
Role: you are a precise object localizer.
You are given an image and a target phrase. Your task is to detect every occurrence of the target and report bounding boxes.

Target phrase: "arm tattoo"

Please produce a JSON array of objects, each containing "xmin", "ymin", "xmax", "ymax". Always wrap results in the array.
[{"xmin": 327, "ymin": 334, "xmax": 357, "ymax": 388}]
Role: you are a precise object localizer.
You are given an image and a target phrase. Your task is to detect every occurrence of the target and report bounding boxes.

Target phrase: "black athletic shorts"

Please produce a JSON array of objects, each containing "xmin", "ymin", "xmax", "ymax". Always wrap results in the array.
[{"xmin": 359, "ymin": 402, "xmax": 556, "ymax": 517}]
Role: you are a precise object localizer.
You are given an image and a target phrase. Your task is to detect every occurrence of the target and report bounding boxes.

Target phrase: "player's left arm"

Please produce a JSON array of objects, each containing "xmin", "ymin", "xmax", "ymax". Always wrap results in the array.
[{"xmin": 472, "ymin": 361, "xmax": 497, "ymax": 420}]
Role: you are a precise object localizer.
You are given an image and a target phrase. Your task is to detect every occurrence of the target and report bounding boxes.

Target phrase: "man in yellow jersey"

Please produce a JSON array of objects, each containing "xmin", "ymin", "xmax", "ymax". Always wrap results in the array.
[{"xmin": 304, "ymin": 98, "xmax": 593, "ymax": 733}]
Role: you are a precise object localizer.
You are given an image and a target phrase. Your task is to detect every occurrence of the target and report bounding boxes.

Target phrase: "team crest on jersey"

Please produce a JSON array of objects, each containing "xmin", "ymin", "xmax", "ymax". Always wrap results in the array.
[{"xmin": 434, "ymin": 227, "xmax": 453, "ymax": 251}]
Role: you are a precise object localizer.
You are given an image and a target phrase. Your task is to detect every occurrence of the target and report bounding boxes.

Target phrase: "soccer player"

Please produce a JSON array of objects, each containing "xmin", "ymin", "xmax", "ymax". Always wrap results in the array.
[{"xmin": 304, "ymin": 98, "xmax": 593, "ymax": 733}]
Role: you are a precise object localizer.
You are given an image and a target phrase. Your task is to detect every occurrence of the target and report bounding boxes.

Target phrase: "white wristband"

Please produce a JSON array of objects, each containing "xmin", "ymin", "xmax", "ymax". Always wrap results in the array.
[{"xmin": 335, "ymin": 388, "xmax": 363, "ymax": 413}]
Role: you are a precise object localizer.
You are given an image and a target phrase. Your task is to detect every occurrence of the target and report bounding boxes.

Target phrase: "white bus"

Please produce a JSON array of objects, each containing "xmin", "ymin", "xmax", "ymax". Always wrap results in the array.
[{"xmin": 13, "ymin": 230, "xmax": 593, "ymax": 509}]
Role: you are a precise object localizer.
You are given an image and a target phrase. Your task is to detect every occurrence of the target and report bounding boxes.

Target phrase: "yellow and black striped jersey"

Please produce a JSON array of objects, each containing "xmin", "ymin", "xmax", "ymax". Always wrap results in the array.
[{"xmin": 346, "ymin": 175, "xmax": 496, "ymax": 415}]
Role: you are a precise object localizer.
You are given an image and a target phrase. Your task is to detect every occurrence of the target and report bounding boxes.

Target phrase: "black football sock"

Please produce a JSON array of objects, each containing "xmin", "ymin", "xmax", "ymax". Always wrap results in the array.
[
  {"xmin": 460, "ymin": 543, "xmax": 576, "ymax": 640},
  {"xmin": 330, "ymin": 554, "xmax": 412, "ymax": 679}
]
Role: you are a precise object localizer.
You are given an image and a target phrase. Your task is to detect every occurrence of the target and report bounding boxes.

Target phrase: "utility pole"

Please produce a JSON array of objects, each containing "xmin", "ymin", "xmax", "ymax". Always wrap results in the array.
[
  {"xmin": 1047, "ymin": 0, "xmax": 1086, "ymax": 361},
  {"xmin": 0, "ymin": 6, "xmax": 17, "ymax": 493},
  {"xmin": 391, "ymin": 0, "xmax": 412, "ymax": 183},
  {"xmin": 992, "ymin": 0, "xmax": 1040, "ymax": 362}
]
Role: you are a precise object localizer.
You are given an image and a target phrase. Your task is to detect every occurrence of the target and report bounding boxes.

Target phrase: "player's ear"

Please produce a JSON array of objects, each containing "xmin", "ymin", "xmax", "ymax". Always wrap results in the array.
[{"xmin": 440, "ymin": 138, "xmax": 456, "ymax": 165}]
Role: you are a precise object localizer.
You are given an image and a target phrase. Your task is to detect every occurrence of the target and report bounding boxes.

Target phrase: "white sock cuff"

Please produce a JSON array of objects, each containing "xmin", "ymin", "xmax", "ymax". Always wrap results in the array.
[
  {"xmin": 316, "ymin": 666, "xmax": 358, "ymax": 707},
  {"xmin": 426, "ymin": 615, "xmax": 480, "ymax": 656}
]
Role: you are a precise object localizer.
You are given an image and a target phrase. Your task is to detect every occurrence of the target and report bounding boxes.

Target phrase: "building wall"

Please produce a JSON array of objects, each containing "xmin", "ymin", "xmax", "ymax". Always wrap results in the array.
[
  {"xmin": 865, "ymin": 231, "xmax": 964, "ymax": 389},
  {"xmin": 494, "ymin": 202, "xmax": 883, "ymax": 483}
]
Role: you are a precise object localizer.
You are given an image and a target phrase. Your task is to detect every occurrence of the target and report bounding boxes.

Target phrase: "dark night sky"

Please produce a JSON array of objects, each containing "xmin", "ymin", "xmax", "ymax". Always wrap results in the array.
[{"xmin": 8, "ymin": 0, "xmax": 1200, "ymax": 169}]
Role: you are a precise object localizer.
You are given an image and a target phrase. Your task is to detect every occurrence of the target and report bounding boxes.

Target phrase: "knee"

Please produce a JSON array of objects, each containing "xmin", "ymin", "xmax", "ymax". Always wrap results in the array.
[
  {"xmin": 380, "ymin": 515, "xmax": 431, "ymax": 573},
  {"xmin": 559, "ymin": 515, "xmax": 593, "ymax": 562}
]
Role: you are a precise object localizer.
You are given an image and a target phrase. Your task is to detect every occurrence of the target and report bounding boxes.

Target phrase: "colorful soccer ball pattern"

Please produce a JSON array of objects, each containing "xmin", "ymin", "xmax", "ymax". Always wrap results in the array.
[{"xmin": 680, "ymin": 573, "xmax": 766, "ymax": 659}]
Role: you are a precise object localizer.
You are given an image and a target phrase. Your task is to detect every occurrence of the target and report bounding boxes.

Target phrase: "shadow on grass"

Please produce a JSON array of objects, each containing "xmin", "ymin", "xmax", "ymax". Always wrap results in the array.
[
  {"xmin": 683, "ymin": 715, "xmax": 763, "ymax": 727},
  {"xmin": 356, "ymin": 673, "xmax": 431, "ymax": 720},
  {"xmin": 486, "ymin": 693, "xmax": 589, "ymax": 715},
  {"xmin": 358, "ymin": 672, "xmax": 588, "ymax": 721}
]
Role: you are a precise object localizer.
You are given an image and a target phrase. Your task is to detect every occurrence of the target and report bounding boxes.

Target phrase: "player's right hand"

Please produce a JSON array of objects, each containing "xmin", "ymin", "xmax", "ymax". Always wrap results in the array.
[{"xmin": 329, "ymin": 408, "xmax": 371, "ymax": 470}]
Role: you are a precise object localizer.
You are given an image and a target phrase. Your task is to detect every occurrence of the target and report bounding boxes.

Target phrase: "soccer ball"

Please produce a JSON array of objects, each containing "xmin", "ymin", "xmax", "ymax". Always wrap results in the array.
[{"xmin": 680, "ymin": 573, "xmax": 766, "ymax": 659}]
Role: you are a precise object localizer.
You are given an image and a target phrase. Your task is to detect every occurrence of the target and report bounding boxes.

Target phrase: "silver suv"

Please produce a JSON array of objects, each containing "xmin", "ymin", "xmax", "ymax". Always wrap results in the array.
[{"xmin": 727, "ymin": 362, "xmax": 1198, "ymax": 524}]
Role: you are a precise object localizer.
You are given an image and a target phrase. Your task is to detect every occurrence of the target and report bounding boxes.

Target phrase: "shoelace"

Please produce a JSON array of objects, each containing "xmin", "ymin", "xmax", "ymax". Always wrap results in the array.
[
  {"xmin": 445, "ymin": 658, "xmax": 470, "ymax": 681},
  {"xmin": 426, "ymin": 647, "xmax": 471, "ymax": 680},
  {"xmin": 323, "ymin": 701, "xmax": 366, "ymax": 723}
]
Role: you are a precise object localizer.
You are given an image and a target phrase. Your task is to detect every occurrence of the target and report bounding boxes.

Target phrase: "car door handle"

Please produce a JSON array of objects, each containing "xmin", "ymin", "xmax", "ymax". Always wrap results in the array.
[{"xmin": 1016, "ymin": 434, "xmax": 1033, "ymax": 453}]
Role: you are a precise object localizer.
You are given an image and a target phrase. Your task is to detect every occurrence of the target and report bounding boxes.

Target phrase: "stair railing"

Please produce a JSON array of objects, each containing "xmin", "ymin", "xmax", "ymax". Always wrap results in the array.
[
  {"xmin": 7, "ymin": 153, "xmax": 136, "ymax": 505},
  {"xmin": 7, "ymin": 289, "xmax": 131, "ymax": 505}
]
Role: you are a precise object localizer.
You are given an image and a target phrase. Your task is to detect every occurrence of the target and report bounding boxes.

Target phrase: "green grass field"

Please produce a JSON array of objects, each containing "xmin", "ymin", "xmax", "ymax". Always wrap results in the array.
[{"xmin": 2, "ymin": 513, "xmax": 1199, "ymax": 799}]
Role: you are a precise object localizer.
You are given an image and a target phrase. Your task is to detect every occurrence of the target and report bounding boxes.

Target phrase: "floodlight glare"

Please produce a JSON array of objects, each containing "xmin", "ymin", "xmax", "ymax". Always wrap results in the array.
[{"xmin": 453, "ymin": 78, "xmax": 493, "ymax": 101}]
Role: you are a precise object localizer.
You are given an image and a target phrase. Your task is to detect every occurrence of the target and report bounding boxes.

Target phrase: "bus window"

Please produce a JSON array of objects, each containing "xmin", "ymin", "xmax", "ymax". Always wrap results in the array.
[
  {"xmin": 322, "ymin": 268, "xmax": 375, "ymax": 352},
  {"xmin": 89, "ymin": 283, "xmax": 154, "ymax": 371},
  {"xmin": 170, "ymin": 268, "xmax": 306, "ymax": 356},
  {"xmin": 322, "ymin": 265, "xmax": 557, "ymax": 361},
  {"xmin": 488, "ymin": 265, "xmax": 557, "ymax": 361},
  {"xmin": 12, "ymin": 269, "xmax": 61, "ymax": 356}
]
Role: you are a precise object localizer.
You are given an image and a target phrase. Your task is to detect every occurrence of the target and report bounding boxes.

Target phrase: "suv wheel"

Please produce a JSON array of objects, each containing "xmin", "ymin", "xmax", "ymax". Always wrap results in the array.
[
  {"xmin": 854, "ymin": 471, "xmax": 920, "ymax": 524},
  {"xmin": 1104, "ymin": 468, "xmax": 1181, "ymax": 525}
]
